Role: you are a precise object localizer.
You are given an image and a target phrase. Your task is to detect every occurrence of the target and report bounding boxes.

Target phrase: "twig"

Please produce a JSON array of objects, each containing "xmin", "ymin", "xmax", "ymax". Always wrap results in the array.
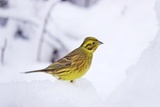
[
  {"xmin": 45, "ymin": 30, "xmax": 68, "ymax": 52},
  {"xmin": 0, "ymin": 15, "xmax": 38, "ymax": 27},
  {"xmin": 37, "ymin": 0, "xmax": 60, "ymax": 61},
  {"xmin": 9, "ymin": 16, "xmax": 38, "ymax": 27},
  {"xmin": 1, "ymin": 39, "xmax": 7, "ymax": 65}
]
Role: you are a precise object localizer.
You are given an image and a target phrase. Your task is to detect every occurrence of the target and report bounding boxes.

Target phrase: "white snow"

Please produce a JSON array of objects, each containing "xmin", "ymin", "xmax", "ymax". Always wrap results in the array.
[
  {"xmin": 0, "ymin": 0, "xmax": 160, "ymax": 106},
  {"xmin": 105, "ymin": 0, "xmax": 160, "ymax": 106},
  {"xmin": 0, "ymin": 79, "xmax": 105, "ymax": 107}
]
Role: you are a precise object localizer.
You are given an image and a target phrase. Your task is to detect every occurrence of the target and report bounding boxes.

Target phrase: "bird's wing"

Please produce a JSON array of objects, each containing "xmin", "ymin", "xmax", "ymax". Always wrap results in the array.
[
  {"xmin": 46, "ymin": 56, "xmax": 72, "ymax": 72},
  {"xmin": 45, "ymin": 48, "xmax": 83, "ymax": 73}
]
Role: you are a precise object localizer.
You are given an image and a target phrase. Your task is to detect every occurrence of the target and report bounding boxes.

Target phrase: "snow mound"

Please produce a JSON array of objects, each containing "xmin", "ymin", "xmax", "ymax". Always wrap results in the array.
[
  {"xmin": 0, "ymin": 79, "xmax": 105, "ymax": 107},
  {"xmin": 105, "ymin": 1, "xmax": 160, "ymax": 106}
]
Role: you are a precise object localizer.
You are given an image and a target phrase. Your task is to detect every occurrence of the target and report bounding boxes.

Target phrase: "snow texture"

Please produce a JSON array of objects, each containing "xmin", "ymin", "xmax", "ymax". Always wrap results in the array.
[
  {"xmin": 106, "ymin": 0, "xmax": 160, "ymax": 107},
  {"xmin": 0, "ymin": 79, "xmax": 105, "ymax": 107}
]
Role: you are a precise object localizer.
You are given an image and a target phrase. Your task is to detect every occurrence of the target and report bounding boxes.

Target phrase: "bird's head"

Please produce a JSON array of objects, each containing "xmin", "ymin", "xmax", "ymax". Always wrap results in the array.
[{"xmin": 80, "ymin": 36, "xmax": 103, "ymax": 53}]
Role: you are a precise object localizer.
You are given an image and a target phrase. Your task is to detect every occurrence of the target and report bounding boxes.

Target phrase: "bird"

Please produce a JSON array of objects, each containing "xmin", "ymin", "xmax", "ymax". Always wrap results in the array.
[{"xmin": 24, "ymin": 36, "xmax": 103, "ymax": 82}]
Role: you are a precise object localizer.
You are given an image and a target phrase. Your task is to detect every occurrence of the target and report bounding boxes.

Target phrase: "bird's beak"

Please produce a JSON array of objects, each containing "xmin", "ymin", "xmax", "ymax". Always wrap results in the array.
[{"xmin": 98, "ymin": 41, "xmax": 103, "ymax": 45}]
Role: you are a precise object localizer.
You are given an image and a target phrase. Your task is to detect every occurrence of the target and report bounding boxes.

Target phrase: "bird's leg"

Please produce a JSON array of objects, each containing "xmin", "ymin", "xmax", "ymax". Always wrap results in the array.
[{"xmin": 70, "ymin": 80, "xmax": 74, "ymax": 83}]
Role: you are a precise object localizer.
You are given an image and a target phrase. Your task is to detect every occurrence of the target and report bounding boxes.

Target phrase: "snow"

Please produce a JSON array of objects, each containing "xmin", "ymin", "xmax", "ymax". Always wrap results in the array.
[
  {"xmin": 0, "ymin": 0, "xmax": 160, "ymax": 106},
  {"xmin": 0, "ymin": 79, "xmax": 105, "ymax": 107},
  {"xmin": 105, "ymin": 0, "xmax": 160, "ymax": 106},
  {"xmin": 106, "ymin": 27, "xmax": 160, "ymax": 106}
]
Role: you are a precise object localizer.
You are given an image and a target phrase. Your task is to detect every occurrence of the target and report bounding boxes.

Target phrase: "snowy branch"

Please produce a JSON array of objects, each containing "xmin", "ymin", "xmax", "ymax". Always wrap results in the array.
[
  {"xmin": 1, "ymin": 39, "xmax": 7, "ymax": 65},
  {"xmin": 0, "ymin": 15, "xmax": 38, "ymax": 27},
  {"xmin": 45, "ymin": 30, "xmax": 68, "ymax": 52},
  {"xmin": 37, "ymin": 0, "xmax": 61, "ymax": 61}
]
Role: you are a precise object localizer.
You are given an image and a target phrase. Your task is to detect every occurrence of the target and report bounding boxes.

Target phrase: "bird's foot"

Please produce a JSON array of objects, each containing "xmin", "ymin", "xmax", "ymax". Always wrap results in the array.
[{"xmin": 70, "ymin": 80, "xmax": 74, "ymax": 83}]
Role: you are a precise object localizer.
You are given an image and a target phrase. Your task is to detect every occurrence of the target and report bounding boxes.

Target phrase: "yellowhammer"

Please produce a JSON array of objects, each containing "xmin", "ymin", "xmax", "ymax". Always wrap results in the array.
[{"xmin": 25, "ymin": 36, "xmax": 103, "ymax": 82}]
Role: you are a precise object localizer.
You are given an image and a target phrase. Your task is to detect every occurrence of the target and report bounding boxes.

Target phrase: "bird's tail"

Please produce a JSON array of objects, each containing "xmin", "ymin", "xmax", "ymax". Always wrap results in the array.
[{"xmin": 24, "ymin": 69, "xmax": 45, "ymax": 74}]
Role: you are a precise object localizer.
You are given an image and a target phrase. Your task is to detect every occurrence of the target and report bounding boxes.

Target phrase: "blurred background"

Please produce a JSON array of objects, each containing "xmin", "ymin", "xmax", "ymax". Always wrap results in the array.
[{"xmin": 0, "ymin": 0, "xmax": 160, "ymax": 107}]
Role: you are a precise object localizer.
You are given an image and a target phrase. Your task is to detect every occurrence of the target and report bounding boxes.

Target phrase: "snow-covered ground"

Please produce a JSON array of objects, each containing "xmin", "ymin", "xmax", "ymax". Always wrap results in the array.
[
  {"xmin": 105, "ymin": 0, "xmax": 160, "ymax": 106},
  {"xmin": 0, "ymin": 0, "xmax": 159, "ymax": 106}
]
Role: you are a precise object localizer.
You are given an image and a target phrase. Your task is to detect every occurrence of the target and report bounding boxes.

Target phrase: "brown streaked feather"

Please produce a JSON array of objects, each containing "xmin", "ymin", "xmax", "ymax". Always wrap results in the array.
[
  {"xmin": 57, "ymin": 48, "xmax": 91, "ymax": 77},
  {"xmin": 24, "ymin": 56, "xmax": 72, "ymax": 74}
]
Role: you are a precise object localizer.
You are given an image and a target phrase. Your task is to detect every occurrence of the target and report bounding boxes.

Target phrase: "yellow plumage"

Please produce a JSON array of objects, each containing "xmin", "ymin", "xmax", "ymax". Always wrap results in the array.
[{"xmin": 25, "ymin": 36, "xmax": 103, "ymax": 82}]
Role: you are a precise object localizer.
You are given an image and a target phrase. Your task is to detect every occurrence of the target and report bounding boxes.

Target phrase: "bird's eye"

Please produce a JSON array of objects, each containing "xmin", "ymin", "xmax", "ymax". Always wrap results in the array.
[{"xmin": 92, "ymin": 42, "xmax": 95, "ymax": 44}]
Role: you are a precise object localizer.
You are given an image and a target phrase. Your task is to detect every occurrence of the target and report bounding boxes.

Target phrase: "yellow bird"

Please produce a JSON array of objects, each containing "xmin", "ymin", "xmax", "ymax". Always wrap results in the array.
[{"xmin": 25, "ymin": 36, "xmax": 103, "ymax": 82}]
